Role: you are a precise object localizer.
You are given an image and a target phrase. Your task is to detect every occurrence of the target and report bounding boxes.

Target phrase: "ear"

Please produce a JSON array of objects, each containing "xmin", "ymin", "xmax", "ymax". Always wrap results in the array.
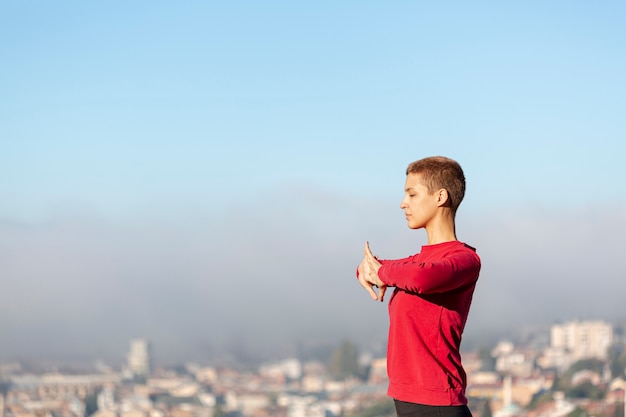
[{"xmin": 435, "ymin": 188, "xmax": 450, "ymax": 208}]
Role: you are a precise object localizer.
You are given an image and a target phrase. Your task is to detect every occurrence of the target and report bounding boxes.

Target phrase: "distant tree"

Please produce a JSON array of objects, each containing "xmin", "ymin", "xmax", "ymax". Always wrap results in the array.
[
  {"xmin": 328, "ymin": 340, "xmax": 360, "ymax": 380},
  {"xmin": 527, "ymin": 390, "xmax": 554, "ymax": 410},
  {"xmin": 568, "ymin": 406, "xmax": 587, "ymax": 417},
  {"xmin": 213, "ymin": 402, "xmax": 225, "ymax": 417},
  {"xmin": 0, "ymin": 379, "xmax": 10, "ymax": 397},
  {"xmin": 608, "ymin": 345, "xmax": 626, "ymax": 378},
  {"xmin": 478, "ymin": 398, "xmax": 493, "ymax": 417},
  {"xmin": 564, "ymin": 381, "xmax": 605, "ymax": 400},
  {"xmin": 173, "ymin": 364, "xmax": 194, "ymax": 377},
  {"xmin": 345, "ymin": 399, "xmax": 395, "ymax": 417},
  {"xmin": 296, "ymin": 342, "xmax": 335, "ymax": 363},
  {"xmin": 84, "ymin": 389, "xmax": 100, "ymax": 416},
  {"xmin": 478, "ymin": 346, "xmax": 496, "ymax": 372},
  {"xmin": 550, "ymin": 358, "xmax": 609, "ymax": 401},
  {"xmin": 568, "ymin": 359, "xmax": 605, "ymax": 375},
  {"xmin": 552, "ymin": 358, "xmax": 606, "ymax": 393},
  {"xmin": 133, "ymin": 374, "xmax": 148, "ymax": 385}
]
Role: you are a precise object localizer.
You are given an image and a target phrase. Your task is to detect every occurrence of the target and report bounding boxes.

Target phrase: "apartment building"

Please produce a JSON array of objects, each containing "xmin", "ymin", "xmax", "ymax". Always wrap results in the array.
[{"xmin": 551, "ymin": 320, "xmax": 613, "ymax": 360}]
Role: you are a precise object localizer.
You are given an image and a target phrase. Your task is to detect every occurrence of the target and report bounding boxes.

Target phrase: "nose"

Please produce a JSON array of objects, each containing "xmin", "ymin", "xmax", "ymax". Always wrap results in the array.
[{"xmin": 400, "ymin": 198, "xmax": 408, "ymax": 209}]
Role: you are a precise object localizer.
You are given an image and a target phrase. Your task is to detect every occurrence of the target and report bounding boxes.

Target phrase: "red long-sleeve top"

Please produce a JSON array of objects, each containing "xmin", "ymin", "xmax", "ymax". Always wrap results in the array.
[{"xmin": 377, "ymin": 240, "xmax": 481, "ymax": 405}]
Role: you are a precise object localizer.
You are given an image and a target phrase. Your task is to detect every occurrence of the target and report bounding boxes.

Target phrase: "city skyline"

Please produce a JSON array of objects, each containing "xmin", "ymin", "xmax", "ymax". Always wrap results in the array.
[
  {"xmin": 2, "ymin": 315, "xmax": 624, "ymax": 368},
  {"xmin": 2, "ymin": 318, "xmax": 625, "ymax": 417}
]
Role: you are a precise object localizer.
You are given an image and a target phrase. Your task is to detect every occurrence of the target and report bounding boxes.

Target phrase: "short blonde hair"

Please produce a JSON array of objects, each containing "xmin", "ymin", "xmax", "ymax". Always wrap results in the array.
[{"xmin": 406, "ymin": 156, "xmax": 466, "ymax": 214}]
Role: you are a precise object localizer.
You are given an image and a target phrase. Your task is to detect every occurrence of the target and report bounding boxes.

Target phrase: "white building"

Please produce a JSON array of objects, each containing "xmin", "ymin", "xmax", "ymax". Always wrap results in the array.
[
  {"xmin": 127, "ymin": 339, "xmax": 151, "ymax": 379},
  {"xmin": 551, "ymin": 320, "xmax": 613, "ymax": 361},
  {"xmin": 492, "ymin": 341, "xmax": 535, "ymax": 377},
  {"xmin": 259, "ymin": 358, "xmax": 303, "ymax": 380}
]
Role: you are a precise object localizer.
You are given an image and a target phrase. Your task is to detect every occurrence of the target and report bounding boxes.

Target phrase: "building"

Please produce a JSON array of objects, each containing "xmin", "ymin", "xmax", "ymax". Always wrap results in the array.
[
  {"xmin": 551, "ymin": 320, "xmax": 613, "ymax": 361},
  {"xmin": 127, "ymin": 339, "xmax": 152, "ymax": 379}
]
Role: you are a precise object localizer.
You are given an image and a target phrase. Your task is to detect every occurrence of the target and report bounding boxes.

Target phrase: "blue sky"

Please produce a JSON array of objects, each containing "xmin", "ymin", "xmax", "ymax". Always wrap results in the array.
[{"xmin": 1, "ymin": 2, "xmax": 625, "ymax": 363}]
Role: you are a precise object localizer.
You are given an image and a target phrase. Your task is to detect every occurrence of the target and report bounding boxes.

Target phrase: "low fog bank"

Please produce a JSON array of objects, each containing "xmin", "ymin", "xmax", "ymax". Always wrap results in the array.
[{"xmin": 1, "ymin": 186, "xmax": 624, "ymax": 365}]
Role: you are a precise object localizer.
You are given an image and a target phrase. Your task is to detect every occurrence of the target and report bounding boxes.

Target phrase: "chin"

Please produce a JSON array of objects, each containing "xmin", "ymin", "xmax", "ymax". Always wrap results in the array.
[{"xmin": 406, "ymin": 221, "xmax": 423, "ymax": 230}]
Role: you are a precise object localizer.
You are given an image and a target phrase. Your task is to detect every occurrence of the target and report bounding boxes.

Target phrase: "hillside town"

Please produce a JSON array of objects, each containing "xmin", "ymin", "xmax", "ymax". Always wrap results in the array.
[{"xmin": 2, "ymin": 319, "xmax": 626, "ymax": 417}]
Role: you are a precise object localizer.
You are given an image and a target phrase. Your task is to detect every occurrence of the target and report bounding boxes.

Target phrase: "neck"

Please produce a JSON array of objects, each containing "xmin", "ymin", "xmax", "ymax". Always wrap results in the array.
[{"xmin": 425, "ymin": 212, "xmax": 457, "ymax": 245}]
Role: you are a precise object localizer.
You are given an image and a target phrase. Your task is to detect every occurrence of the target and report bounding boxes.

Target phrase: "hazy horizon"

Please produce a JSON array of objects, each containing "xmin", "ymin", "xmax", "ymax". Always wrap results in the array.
[{"xmin": 2, "ymin": 198, "xmax": 625, "ymax": 366}]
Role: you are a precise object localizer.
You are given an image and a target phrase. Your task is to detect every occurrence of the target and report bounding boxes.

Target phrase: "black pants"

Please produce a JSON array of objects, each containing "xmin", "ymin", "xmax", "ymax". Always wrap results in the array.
[{"xmin": 394, "ymin": 400, "xmax": 473, "ymax": 417}]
